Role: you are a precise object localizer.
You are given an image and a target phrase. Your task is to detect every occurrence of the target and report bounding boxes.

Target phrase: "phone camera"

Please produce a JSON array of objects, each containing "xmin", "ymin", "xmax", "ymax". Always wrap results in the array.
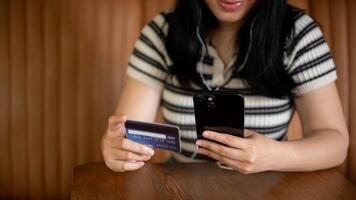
[
  {"xmin": 206, "ymin": 95, "xmax": 216, "ymax": 109},
  {"xmin": 196, "ymin": 95, "xmax": 205, "ymax": 104},
  {"xmin": 207, "ymin": 95, "xmax": 215, "ymax": 101},
  {"xmin": 207, "ymin": 102, "xmax": 216, "ymax": 109}
]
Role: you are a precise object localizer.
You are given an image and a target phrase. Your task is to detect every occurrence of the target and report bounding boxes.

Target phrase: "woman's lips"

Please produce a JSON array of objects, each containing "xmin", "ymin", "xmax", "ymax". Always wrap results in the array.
[{"xmin": 218, "ymin": 0, "xmax": 243, "ymax": 11}]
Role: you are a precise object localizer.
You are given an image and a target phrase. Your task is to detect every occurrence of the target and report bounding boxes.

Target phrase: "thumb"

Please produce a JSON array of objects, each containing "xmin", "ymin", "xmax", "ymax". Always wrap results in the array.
[{"xmin": 107, "ymin": 115, "xmax": 127, "ymax": 137}]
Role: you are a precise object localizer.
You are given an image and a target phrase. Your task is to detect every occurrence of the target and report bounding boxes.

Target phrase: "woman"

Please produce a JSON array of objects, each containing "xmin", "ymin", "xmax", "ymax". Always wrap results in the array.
[{"xmin": 101, "ymin": 0, "xmax": 349, "ymax": 173}]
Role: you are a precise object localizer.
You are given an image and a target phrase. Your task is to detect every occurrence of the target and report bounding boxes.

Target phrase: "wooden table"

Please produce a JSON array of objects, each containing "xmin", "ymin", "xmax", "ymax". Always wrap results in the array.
[{"xmin": 72, "ymin": 163, "xmax": 356, "ymax": 200}]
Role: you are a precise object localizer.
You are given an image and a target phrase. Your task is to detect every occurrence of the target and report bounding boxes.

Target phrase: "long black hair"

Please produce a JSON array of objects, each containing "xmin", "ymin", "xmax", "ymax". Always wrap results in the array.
[{"xmin": 165, "ymin": 0, "xmax": 301, "ymax": 98}]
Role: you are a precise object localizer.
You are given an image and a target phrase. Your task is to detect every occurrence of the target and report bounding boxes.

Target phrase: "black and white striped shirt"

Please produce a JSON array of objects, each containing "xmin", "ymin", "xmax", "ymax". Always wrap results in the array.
[{"xmin": 126, "ymin": 10, "xmax": 337, "ymax": 161}]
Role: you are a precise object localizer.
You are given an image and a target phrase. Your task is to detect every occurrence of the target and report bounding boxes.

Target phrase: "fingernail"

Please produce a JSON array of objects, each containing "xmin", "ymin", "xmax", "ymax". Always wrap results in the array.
[
  {"xmin": 196, "ymin": 140, "xmax": 202, "ymax": 146},
  {"xmin": 203, "ymin": 131, "xmax": 209, "ymax": 137},
  {"xmin": 143, "ymin": 155, "xmax": 151, "ymax": 160},
  {"xmin": 146, "ymin": 147, "xmax": 155, "ymax": 155}
]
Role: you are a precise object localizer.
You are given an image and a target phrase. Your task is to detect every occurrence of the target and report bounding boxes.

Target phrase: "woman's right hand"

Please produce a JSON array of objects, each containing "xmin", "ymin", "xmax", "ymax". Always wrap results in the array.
[{"xmin": 101, "ymin": 115, "xmax": 155, "ymax": 172}]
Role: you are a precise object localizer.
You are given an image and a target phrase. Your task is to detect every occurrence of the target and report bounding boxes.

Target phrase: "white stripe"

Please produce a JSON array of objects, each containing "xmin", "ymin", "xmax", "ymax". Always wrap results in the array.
[
  {"xmin": 290, "ymin": 43, "xmax": 331, "ymax": 73},
  {"xmin": 181, "ymin": 140, "xmax": 198, "ymax": 152},
  {"xmin": 163, "ymin": 87, "xmax": 291, "ymax": 109},
  {"xmin": 127, "ymin": 67, "xmax": 164, "ymax": 90},
  {"xmin": 163, "ymin": 106, "xmax": 294, "ymax": 128},
  {"xmin": 292, "ymin": 59, "xmax": 335, "ymax": 83},
  {"xmin": 141, "ymin": 19, "xmax": 167, "ymax": 54},
  {"xmin": 130, "ymin": 55, "xmax": 167, "ymax": 80},
  {"xmin": 151, "ymin": 14, "xmax": 173, "ymax": 66},
  {"xmin": 286, "ymin": 27, "xmax": 324, "ymax": 70},
  {"xmin": 243, "ymin": 96, "xmax": 290, "ymax": 108},
  {"xmin": 293, "ymin": 71, "xmax": 337, "ymax": 96},
  {"xmin": 180, "ymin": 130, "xmax": 197, "ymax": 139},
  {"xmin": 162, "ymin": 89, "xmax": 194, "ymax": 106},
  {"xmin": 162, "ymin": 107, "xmax": 195, "ymax": 125},
  {"xmin": 135, "ymin": 39, "xmax": 165, "ymax": 66},
  {"xmin": 152, "ymin": 14, "xmax": 166, "ymax": 27},
  {"xmin": 294, "ymin": 14, "xmax": 314, "ymax": 36},
  {"xmin": 245, "ymin": 109, "xmax": 293, "ymax": 128},
  {"xmin": 127, "ymin": 129, "xmax": 166, "ymax": 139}
]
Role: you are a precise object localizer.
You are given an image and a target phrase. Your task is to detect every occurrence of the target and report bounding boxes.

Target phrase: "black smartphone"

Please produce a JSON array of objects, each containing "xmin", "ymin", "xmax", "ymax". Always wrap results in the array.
[{"xmin": 193, "ymin": 90, "xmax": 245, "ymax": 141}]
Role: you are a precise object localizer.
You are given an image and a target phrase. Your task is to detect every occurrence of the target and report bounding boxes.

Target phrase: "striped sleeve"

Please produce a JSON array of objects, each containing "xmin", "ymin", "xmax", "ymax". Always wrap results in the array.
[
  {"xmin": 126, "ymin": 13, "xmax": 171, "ymax": 91},
  {"xmin": 285, "ymin": 13, "xmax": 337, "ymax": 96}
]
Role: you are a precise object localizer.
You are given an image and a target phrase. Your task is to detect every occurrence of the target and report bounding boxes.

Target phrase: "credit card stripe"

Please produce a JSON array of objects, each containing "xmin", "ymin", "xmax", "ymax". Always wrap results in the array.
[{"xmin": 127, "ymin": 129, "xmax": 167, "ymax": 139}]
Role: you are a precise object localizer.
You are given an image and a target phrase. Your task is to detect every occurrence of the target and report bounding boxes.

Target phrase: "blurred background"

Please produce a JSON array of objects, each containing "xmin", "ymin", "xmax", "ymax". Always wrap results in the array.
[{"xmin": 0, "ymin": 0, "xmax": 355, "ymax": 199}]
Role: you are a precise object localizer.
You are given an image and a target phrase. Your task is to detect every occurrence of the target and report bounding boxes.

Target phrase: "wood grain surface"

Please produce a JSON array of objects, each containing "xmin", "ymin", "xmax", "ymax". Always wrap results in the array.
[{"xmin": 72, "ymin": 163, "xmax": 356, "ymax": 200}]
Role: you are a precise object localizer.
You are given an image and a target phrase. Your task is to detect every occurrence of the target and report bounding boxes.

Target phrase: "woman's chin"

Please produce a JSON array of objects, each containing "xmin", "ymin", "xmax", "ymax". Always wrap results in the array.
[{"xmin": 214, "ymin": 13, "xmax": 245, "ymax": 23}]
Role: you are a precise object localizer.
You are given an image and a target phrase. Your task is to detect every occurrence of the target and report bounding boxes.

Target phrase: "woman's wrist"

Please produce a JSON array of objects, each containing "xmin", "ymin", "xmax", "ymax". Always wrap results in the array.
[{"xmin": 269, "ymin": 139, "xmax": 300, "ymax": 172}]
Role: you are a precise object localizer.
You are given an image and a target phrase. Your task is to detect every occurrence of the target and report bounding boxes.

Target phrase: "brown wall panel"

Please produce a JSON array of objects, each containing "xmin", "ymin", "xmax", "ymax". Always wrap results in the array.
[
  {"xmin": 120, "ymin": 0, "xmax": 142, "ymax": 74},
  {"xmin": 143, "ymin": 0, "xmax": 162, "ymax": 24},
  {"xmin": 108, "ymin": 0, "xmax": 126, "ymax": 114},
  {"xmin": 310, "ymin": 0, "xmax": 333, "ymax": 47},
  {"xmin": 43, "ymin": 0, "xmax": 61, "ymax": 198},
  {"xmin": 59, "ymin": 0, "xmax": 78, "ymax": 197},
  {"xmin": 9, "ymin": 0, "xmax": 28, "ymax": 198},
  {"xmin": 107, "ymin": 1, "xmax": 126, "ymax": 114},
  {"xmin": 143, "ymin": 0, "xmax": 174, "ymax": 24},
  {"xmin": 92, "ymin": 0, "xmax": 111, "ymax": 163},
  {"xmin": 330, "ymin": 0, "xmax": 350, "ymax": 123},
  {"xmin": 76, "ymin": 0, "xmax": 95, "ymax": 166},
  {"xmin": 329, "ymin": 0, "xmax": 350, "ymax": 174},
  {"xmin": 26, "ymin": 0, "xmax": 45, "ymax": 198},
  {"xmin": 0, "ymin": 0, "xmax": 11, "ymax": 198},
  {"xmin": 289, "ymin": 0, "xmax": 310, "ymax": 11}
]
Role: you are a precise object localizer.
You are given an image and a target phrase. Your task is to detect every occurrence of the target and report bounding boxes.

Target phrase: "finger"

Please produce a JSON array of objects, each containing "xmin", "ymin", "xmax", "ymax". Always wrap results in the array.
[
  {"xmin": 197, "ymin": 147, "xmax": 232, "ymax": 165},
  {"xmin": 106, "ymin": 159, "xmax": 145, "ymax": 172},
  {"xmin": 108, "ymin": 115, "xmax": 127, "ymax": 132},
  {"xmin": 107, "ymin": 116, "xmax": 127, "ymax": 138},
  {"xmin": 120, "ymin": 138, "xmax": 155, "ymax": 157},
  {"xmin": 196, "ymin": 139, "xmax": 246, "ymax": 161},
  {"xmin": 107, "ymin": 148, "xmax": 152, "ymax": 162},
  {"xmin": 202, "ymin": 131, "xmax": 250, "ymax": 149},
  {"xmin": 109, "ymin": 115, "xmax": 127, "ymax": 127},
  {"xmin": 106, "ymin": 124, "xmax": 126, "ymax": 139},
  {"xmin": 198, "ymin": 148, "xmax": 249, "ymax": 173}
]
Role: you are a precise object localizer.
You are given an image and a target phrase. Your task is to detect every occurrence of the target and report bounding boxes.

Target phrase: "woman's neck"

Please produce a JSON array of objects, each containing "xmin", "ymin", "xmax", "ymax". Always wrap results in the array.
[
  {"xmin": 218, "ymin": 21, "xmax": 241, "ymax": 37},
  {"xmin": 210, "ymin": 21, "xmax": 241, "ymax": 66}
]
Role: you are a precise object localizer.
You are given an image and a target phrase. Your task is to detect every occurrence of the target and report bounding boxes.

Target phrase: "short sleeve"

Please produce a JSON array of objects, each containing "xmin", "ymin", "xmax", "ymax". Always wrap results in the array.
[
  {"xmin": 284, "ymin": 13, "xmax": 337, "ymax": 96},
  {"xmin": 126, "ymin": 13, "xmax": 171, "ymax": 91}
]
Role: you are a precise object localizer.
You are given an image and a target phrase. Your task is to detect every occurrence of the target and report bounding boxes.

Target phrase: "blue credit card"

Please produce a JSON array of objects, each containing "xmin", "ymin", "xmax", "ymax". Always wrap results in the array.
[{"xmin": 125, "ymin": 120, "xmax": 181, "ymax": 153}]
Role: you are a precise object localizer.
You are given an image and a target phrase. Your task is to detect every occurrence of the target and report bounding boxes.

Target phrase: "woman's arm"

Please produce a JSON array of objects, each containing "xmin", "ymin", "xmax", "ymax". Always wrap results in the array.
[
  {"xmin": 115, "ymin": 77, "xmax": 162, "ymax": 121},
  {"xmin": 102, "ymin": 12, "xmax": 173, "ymax": 171},
  {"xmin": 101, "ymin": 77, "xmax": 164, "ymax": 172},
  {"xmin": 196, "ymin": 82, "xmax": 349, "ymax": 173},
  {"xmin": 275, "ymin": 82, "xmax": 349, "ymax": 171},
  {"xmin": 116, "ymin": 77, "xmax": 172, "ymax": 163}
]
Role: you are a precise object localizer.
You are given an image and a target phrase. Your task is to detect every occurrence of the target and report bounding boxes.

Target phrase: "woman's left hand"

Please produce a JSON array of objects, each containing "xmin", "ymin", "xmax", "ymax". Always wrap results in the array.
[{"xmin": 196, "ymin": 130, "xmax": 280, "ymax": 174}]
